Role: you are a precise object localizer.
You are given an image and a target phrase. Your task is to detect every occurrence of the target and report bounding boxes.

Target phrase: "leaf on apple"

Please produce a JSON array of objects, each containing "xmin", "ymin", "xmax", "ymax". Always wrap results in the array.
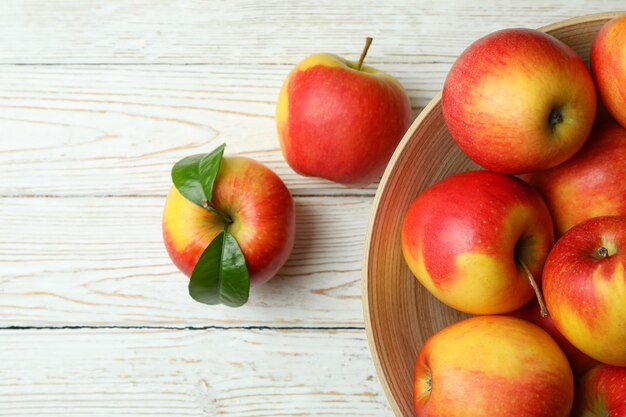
[
  {"xmin": 171, "ymin": 143, "xmax": 225, "ymax": 207},
  {"xmin": 188, "ymin": 230, "xmax": 250, "ymax": 307},
  {"xmin": 171, "ymin": 143, "xmax": 251, "ymax": 308}
]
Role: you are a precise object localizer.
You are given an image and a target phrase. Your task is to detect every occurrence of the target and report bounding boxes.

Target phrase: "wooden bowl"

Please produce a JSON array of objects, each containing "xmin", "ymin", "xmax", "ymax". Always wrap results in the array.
[{"xmin": 362, "ymin": 12, "xmax": 624, "ymax": 417}]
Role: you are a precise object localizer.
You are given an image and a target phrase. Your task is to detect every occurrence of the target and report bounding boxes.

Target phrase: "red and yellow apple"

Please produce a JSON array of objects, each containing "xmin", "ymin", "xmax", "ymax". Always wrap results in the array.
[
  {"xmin": 526, "ymin": 120, "xmax": 626, "ymax": 236},
  {"xmin": 414, "ymin": 315, "xmax": 574, "ymax": 417},
  {"xmin": 442, "ymin": 28, "xmax": 597, "ymax": 174},
  {"xmin": 543, "ymin": 216, "xmax": 626, "ymax": 366},
  {"xmin": 591, "ymin": 14, "xmax": 626, "ymax": 129},
  {"xmin": 163, "ymin": 156, "xmax": 295, "ymax": 285},
  {"xmin": 572, "ymin": 365, "xmax": 626, "ymax": 417},
  {"xmin": 509, "ymin": 299, "xmax": 598, "ymax": 377},
  {"xmin": 276, "ymin": 52, "xmax": 412, "ymax": 187},
  {"xmin": 401, "ymin": 171, "xmax": 554, "ymax": 314}
]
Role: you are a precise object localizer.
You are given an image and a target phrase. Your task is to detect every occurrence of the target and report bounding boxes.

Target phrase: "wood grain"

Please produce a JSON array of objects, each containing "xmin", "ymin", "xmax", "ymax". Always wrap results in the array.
[
  {"xmin": 0, "ymin": 328, "xmax": 391, "ymax": 416},
  {"xmin": 0, "ymin": 0, "xmax": 624, "ymax": 65},
  {"xmin": 0, "ymin": 196, "xmax": 370, "ymax": 327},
  {"xmin": 0, "ymin": 65, "xmax": 388, "ymax": 197},
  {"xmin": 362, "ymin": 13, "xmax": 621, "ymax": 416}
]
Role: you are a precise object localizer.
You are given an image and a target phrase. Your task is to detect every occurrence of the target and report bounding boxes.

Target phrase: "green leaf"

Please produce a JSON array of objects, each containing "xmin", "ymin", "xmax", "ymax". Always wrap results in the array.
[
  {"xmin": 188, "ymin": 230, "xmax": 250, "ymax": 307},
  {"xmin": 171, "ymin": 143, "xmax": 225, "ymax": 207},
  {"xmin": 197, "ymin": 144, "xmax": 225, "ymax": 202}
]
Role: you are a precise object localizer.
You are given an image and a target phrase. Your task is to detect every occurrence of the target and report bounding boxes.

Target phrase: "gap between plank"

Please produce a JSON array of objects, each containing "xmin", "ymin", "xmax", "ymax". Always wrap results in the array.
[
  {"xmin": 0, "ymin": 61, "xmax": 428, "ymax": 66},
  {"xmin": 0, "ymin": 325, "xmax": 365, "ymax": 331},
  {"xmin": 0, "ymin": 193, "xmax": 377, "ymax": 199}
]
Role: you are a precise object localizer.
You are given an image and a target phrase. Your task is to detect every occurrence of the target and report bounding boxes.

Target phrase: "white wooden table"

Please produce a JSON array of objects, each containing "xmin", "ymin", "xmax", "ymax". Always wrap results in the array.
[{"xmin": 0, "ymin": 1, "xmax": 622, "ymax": 415}]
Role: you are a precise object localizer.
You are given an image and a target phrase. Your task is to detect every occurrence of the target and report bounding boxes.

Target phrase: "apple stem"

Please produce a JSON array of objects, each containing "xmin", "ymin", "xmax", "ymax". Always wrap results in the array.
[
  {"xmin": 357, "ymin": 37, "xmax": 373, "ymax": 71},
  {"xmin": 202, "ymin": 199, "xmax": 233, "ymax": 225},
  {"xmin": 596, "ymin": 246, "xmax": 609, "ymax": 259},
  {"xmin": 518, "ymin": 258, "xmax": 549, "ymax": 318}
]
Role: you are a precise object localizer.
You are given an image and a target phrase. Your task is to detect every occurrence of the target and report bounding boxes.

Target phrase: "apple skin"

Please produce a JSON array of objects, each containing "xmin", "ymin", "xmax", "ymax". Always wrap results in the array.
[
  {"xmin": 414, "ymin": 315, "xmax": 574, "ymax": 417},
  {"xmin": 442, "ymin": 28, "xmax": 597, "ymax": 174},
  {"xmin": 591, "ymin": 14, "xmax": 626, "ymax": 129},
  {"xmin": 401, "ymin": 171, "xmax": 554, "ymax": 314},
  {"xmin": 525, "ymin": 120, "xmax": 626, "ymax": 237},
  {"xmin": 572, "ymin": 365, "xmax": 626, "ymax": 417},
  {"xmin": 543, "ymin": 216, "xmax": 626, "ymax": 366},
  {"xmin": 276, "ymin": 53, "xmax": 412, "ymax": 187},
  {"xmin": 509, "ymin": 299, "xmax": 598, "ymax": 378},
  {"xmin": 162, "ymin": 156, "xmax": 296, "ymax": 286}
]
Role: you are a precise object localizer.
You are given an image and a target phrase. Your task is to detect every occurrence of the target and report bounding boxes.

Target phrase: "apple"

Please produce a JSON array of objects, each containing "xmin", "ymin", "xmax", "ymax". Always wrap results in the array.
[
  {"xmin": 525, "ymin": 120, "xmax": 626, "ymax": 237},
  {"xmin": 163, "ymin": 156, "xmax": 296, "ymax": 285},
  {"xmin": 442, "ymin": 28, "xmax": 597, "ymax": 174},
  {"xmin": 276, "ymin": 40, "xmax": 412, "ymax": 187},
  {"xmin": 401, "ymin": 170, "xmax": 554, "ymax": 315},
  {"xmin": 543, "ymin": 216, "xmax": 626, "ymax": 366},
  {"xmin": 591, "ymin": 14, "xmax": 626, "ymax": 129},
  {"xmin": 509, "ymin": 299, "xmax": 598, "ymax": 377},
  {"xmin": 572, "ymin": 365, "xmax": 626, "ymax": 417},
  {"xmin": 414, "ymin": 315, "xmax": 574, "ymax": 417}
]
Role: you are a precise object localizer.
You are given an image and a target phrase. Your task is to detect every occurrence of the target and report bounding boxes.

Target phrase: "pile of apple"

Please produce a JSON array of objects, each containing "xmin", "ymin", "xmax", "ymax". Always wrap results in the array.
[{"xmin": 401, "ymin": 18, "xmax": 626, "ymax": 417}]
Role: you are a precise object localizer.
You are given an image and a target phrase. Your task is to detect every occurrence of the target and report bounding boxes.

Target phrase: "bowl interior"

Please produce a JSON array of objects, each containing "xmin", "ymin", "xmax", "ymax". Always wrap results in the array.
[{"xmin": 362, "ymin": 12, "xmax": 623, "ymax": 417}]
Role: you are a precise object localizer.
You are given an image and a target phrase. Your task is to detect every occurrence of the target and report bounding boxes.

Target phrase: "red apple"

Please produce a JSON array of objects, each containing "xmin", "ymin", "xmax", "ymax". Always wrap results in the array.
[
  {"xmin": 401, "ymin": 171, "xmax": 554, "ymax": 315},
  {"xmin": 509, "ymin": 299, "xmax": 598, "ymax": 377},
  {"xmin": 163, "ymin": 156, "xmax": 295, "ymax": 285},
  {"xmin": 276, "ymin": 46, "xmax": 412, "ymax": 187},
  {"xmin": 543, "ymin": 216, "xmax": 626, "ymax": 366},
  {"xmin": 591, "ymin": 14, "xmax": 626, "ymax": 129},
  {"xmin": 526, "ymin": 120, "xmax": 626, "ymax": 237},
  {"xmin": 442, "ymin": 28, "xmax": 596, "ymax": 174},
  {"xmin": 572, "ymin": 365, "xmax": 626, "ymax": 417},
  {"xmin": 414, "ymin": 315, "xmax": 574, "ymax": 417}
]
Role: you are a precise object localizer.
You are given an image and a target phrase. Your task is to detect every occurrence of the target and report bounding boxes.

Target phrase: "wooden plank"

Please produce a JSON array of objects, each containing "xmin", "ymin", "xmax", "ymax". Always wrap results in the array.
[
  {"xmin": 0, "ymin": 64, "xmax": 400, "ymax": 197},
  {"xmin": 0, "ymin": 0, "xmax": 623, "ymax": 65},
  {"xmin": 0, "ymin": 196, "xmax": 371, "ymax": 327},
  {"xmin": 0, "ymin": 328, "xmax": 391, "ymax": 416}
]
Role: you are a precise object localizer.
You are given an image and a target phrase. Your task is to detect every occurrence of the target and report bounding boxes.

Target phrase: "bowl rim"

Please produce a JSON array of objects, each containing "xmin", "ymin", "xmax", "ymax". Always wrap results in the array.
[{"xmin": 361, "ymin": 10, "xmax": 626, "ymax": 416}]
